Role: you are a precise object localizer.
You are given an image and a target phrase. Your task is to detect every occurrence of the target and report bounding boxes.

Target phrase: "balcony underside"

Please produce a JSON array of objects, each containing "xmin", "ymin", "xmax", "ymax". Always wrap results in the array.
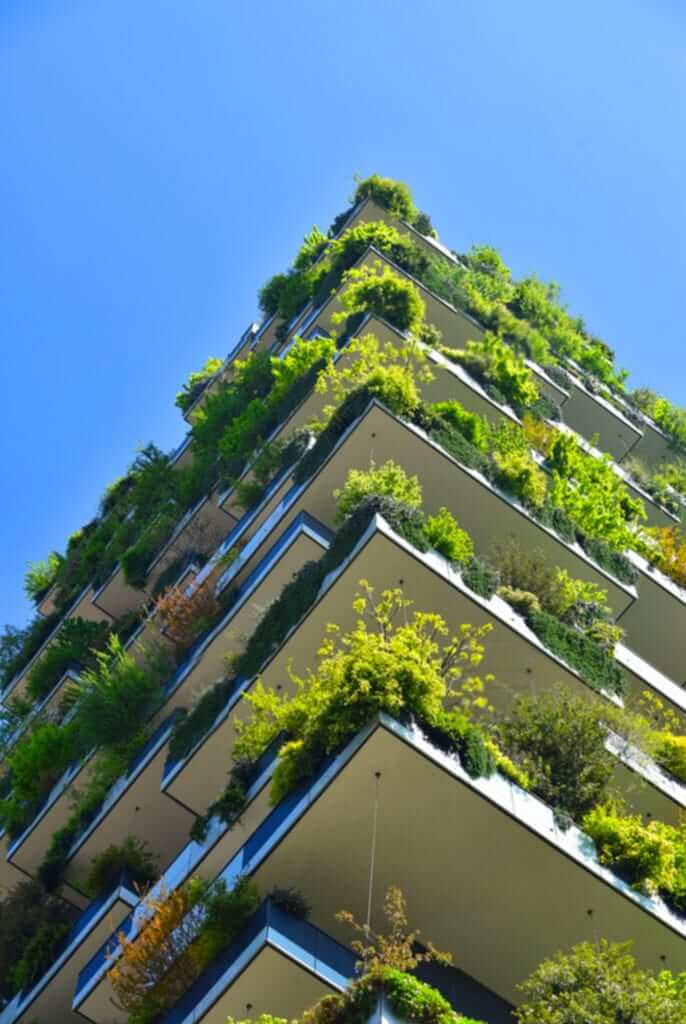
[
  {"xmin": 165, "ymin": 519, "xmax": 677, "ymax": 827},
  {"xmin": 238, "ymin": 719, "xmax": 685, "ymax": 1007}
]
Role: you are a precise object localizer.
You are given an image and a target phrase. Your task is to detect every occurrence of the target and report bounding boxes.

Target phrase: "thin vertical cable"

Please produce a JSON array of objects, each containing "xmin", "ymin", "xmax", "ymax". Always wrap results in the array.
[{"xmin": 365, "ymin": 772, "xmax": 381, "ymax": 936}]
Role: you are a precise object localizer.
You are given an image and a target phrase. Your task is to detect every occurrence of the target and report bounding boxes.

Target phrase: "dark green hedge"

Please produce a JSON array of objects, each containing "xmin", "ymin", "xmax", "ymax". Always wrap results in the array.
[{"xmin": 526, "ymin": 609, "xmax": 625, "ymax": 697}]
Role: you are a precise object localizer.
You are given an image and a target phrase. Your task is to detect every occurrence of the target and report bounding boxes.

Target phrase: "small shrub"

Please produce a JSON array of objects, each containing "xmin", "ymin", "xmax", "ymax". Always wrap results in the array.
[
  {"xmin": 175, "ymin": 357, "xmax": 223, "ymax": 413},
  {"xmin": 496, "ymin": 586, "xmax": 541, "ymax": 617},
  {"xmin": 84, "ymin": 838, "xmax": 158, "ymax": 898},
  {"xmin": 496, "ymin": 686, "xmax": 614, "ymax": 821},
  {"xmin": 7, "ymin": 920, "xmax": 72, "ymax": 994},
  {"xmin": 69, "ymin": 636, "xmax": 168, "ymax": 752},
  {"xmin": 516, "ymin": 939, "xmax": 686, "ymax": 1024},
  {"xmin": 424, "ymin": 508, "xmax": 474, "ymax": 566},
  {"xmin": 429, "ymin": 401, "xmax": 490, "ymax": 451},
  {"xmin": 268, "ymin": 887, "xmax": 311, "ymax": 919},
  {"xmin": 444, "ymin": 333, "xmax": 540, "ymax": 410},
  {"xmin": 583, "ymin": 804, "xmax": 680, "ymax": 894},
  {"xmin": 649, "ymin": 526, "xmax": 686, "ymax": 588},
  {"xmin": 26, "ymin": 616, "xmax": 110, "ymax": 702},
  {"xmin": 462, "ymin": 558, "xmax": 499, "ymax": 599},
  {"xmin": 333, "ymin": 263, "xmax": 426, "ymax": 336},
  {"xmin": 352, "ymin": 174, "xmax": 418, "ymax": 223},
  {"xmin": 0, "ymin": 881, "xmax": 76, "ymax": 1002},
  {"xmin": 154, "ymin": 575, "xmax": 220, "ymax": 651},
  {"xmin": 24, "ymin": 552, "xmax": 62, "ymax": 604},
  {"xmin": 655, "ymin": 733, "xmax": 686, "ymax": 783},
  {"xmin": 334, "ymin": 460, "xmax": 422, "ymax": 524}
]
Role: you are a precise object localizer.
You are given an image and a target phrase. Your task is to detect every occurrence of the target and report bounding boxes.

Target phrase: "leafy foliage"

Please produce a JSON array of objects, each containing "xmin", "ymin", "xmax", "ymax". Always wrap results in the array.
[
  {"xmin": 0, "ymin": 721, "xmax": 76, "ymax": 837},
  {"xmin": 24, "ymin": 552, "xmax": 62, "ymax": 604},
  {"xmin": 516, "ymin": 939, "xmax": 686, "ymax": 1024},
  {"xmin": 443, "ymin": 332, "xmax": 539, "ymax": 410},
  {"xmin": 26, "ymin": 616, "xmax": 110, "ymax": 702},
  {"xmin": 583, "ymin": 803, "xmax": 686, "ymax": 908},
  {"xmin": 175, "ymin": 357, "xmax": 223, "ymax": 413},
  {"xmin": 648, "ymin": 526, "xmax": 686, "ymax": 588},
  {"xmin": 233, "ymin": 583, "xmax": 495, "ymax": 807},
  {"xmin": 334, "ymin": 460, "xmax": 422, "ymax": 524},
  {"xmin": 352, "ymin": 174, "xmax": 419, "ymax": 224},
  {"xmin": 332, "ymin": 262, "xmax": 426, "ymax": 335},
  {"xmin": 67, "ymin": 636, "xmax": 169, "ymax": 752},
  {"xmin": 424, "ymin": 507, "xmax": 474, "ymax": 567},
  {"xmin": 84, "ymin": 837, "xmax": 158, "ymax": 898},
  {"xmin": 496, "ymin": 685, "xmax": 615, "ymax": 821},
  {"xmin": 0, "ymin": 881, "xmax": 75, "ymax": 1002},
  {"xmin": 107, "ymin": 876, "xmax": 259, "ymax": 1023},
  {"xmin": 547, "ymin": 431, "xmax": 647, "ymax": 553}
]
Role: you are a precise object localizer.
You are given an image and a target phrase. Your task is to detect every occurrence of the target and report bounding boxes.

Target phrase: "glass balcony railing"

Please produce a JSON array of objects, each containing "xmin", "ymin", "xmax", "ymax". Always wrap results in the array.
[{"xmin": 160, "ymin": 900, "xmax": 355, "ymax": 1024}]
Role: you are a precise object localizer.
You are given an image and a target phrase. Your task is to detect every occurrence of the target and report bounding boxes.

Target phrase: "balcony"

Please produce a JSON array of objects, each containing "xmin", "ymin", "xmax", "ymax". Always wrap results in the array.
[
  {"xmin": 181, "ymin": 324, "xmax": 259, "ymax": 424},
  {"xmin": 337, "ymin": 195, "xmax": 459, "ymax": 265},
  {"xmin": 6, "ymin": 750, "xmax": 94, "ymax": 905},
  {"xmin": 59, "ymin": 711, "xmax": 194, "ymax": 895},
  {"xmin": 0, "ymin": 831, "xmax": 30, "ymax": 898},
  {"xmin": 75, "ymin": 899, "xmax": 354, "ymax": 1024},
  {"xmin": 220, "ymin": 715, "xmax": 685, "ymax": 1003},
  {"xmin": 164, "ymin": 514, "xmax": 680, "ymax": 828},
  {"xmin": 1, "ymin": 584, "xmax": 111, "ymax": 707},
  {"xmin": 160, "ymin": 512, "xmax": 332, "ymax": 721},
  {"xmin": 108, "ymin": 714, "xmax": 686, "ymax": 1016},
  {"xmin": 619, "ymin": 551, "xmax": 686, "ymax": 684},
  {"xmin": 0, "ymin": 876, "xmax": 136, "ymax": 1024}
]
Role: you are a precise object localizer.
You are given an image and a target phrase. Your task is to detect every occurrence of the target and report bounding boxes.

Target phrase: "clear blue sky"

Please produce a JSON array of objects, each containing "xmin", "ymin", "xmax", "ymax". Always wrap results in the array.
[{"xmin": 1, "ymin": 0, "xmax": 685, "ymax": 628}]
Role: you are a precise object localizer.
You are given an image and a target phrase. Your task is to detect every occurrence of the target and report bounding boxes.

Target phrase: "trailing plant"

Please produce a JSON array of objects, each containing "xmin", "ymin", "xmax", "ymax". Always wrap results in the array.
[
  {"xmin": 515, "ymin": 938, "xmax": 686, "ymax": 1024},
  {"xmin": 175, "ymin": 357, "xmax": 223, "ymax": 413},
  {"xmin": 524, "ymin": 608, "xmax": 625, "ymax": 696},
  {"xmin": 84, "ymin": 837, "xmax": 158, "ymax": 898}
]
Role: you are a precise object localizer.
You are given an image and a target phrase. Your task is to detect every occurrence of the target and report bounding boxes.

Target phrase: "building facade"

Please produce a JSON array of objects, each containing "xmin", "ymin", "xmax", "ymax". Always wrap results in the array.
[{"xmin": 1, "ymin": 175, "xmax": 686, "ymax": 1024}]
